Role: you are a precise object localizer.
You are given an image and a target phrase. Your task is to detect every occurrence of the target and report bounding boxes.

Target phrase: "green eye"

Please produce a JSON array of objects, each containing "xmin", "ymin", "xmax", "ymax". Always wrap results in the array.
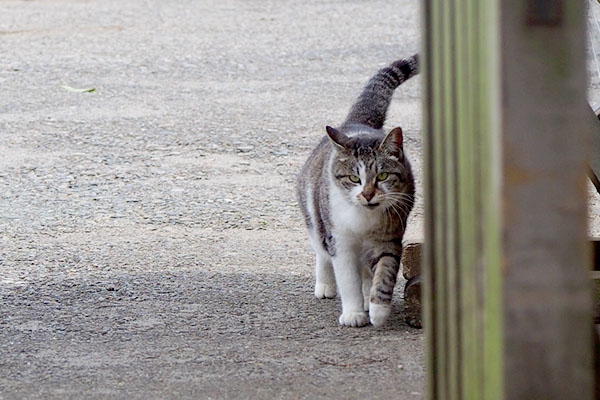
[
  {"xmin": 349, "ymin": 175, "xmax": 361, "ymax": 183},
  {"xmin": 376, "ymin": 172, "xmax": 389, "ymax": 181}
]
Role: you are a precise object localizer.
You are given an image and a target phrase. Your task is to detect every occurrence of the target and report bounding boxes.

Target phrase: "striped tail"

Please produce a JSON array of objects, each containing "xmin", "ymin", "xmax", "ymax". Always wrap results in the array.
[{"xmin": 343, "ymin": 54, "xmax": 419, "ymax": 129}]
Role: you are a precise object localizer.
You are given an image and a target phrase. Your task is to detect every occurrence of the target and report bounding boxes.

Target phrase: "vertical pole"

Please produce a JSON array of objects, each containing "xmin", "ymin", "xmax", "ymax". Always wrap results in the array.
[
  {"xmin": 422, "ymin": 0, "xmax": 503, "ymax": 398},
  {"xmin": 500, "ymin": 1, "xmax": 593, "ymax": 399}
]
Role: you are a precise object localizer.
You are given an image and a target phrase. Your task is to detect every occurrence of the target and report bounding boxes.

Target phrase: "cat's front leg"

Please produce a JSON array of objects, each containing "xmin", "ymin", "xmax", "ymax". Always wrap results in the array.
[
  {"xmin": 369, "ymin": 253, "xmax": 400, "ymax": 327},
  {"xmin": 332, "ymin": 248, "xmax": 369, "ymax": 327}
]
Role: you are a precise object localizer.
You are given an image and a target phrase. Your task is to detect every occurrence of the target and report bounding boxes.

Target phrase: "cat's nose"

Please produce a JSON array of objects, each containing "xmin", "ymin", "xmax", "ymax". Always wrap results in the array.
[{"xmin": 363, "ymin": 191, "xmax": 375, "ymax": 202}]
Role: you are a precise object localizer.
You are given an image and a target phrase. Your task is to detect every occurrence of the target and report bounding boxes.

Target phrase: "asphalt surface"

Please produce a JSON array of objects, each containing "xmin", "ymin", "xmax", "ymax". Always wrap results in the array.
[
  {"xmin": 0, "ymin": 1, "xmax": 425, "ymax": 399},
  {"xmin": 4, "ymin": 1, "xmax": 599, "ymax": 399}
]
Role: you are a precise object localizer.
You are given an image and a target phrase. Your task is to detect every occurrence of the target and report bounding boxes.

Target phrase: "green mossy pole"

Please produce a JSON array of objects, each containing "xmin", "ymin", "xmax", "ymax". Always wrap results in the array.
[{"xmin": 423, "ymin": 0, "xmax": 502, "ymax": 398}]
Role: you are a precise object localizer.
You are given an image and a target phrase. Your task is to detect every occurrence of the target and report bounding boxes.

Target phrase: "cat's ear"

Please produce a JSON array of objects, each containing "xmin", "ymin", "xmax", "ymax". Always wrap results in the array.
[
  {"xmin": 380, "ymin": 127, "xmax": 404, "ymax": 158},
  {"xmin": 326, "ymin": 126, "xmax": 350, "ymax": 149}
]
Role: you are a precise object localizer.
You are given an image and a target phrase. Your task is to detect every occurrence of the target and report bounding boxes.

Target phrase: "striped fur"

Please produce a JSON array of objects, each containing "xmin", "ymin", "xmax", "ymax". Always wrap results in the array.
[
  {"xmin": 297, "ymin": 55, "xmax": 419, "ymax": 327},
  {"xmin": 344, "ymin": 54, "xmax": 419, "ymax": 129}
]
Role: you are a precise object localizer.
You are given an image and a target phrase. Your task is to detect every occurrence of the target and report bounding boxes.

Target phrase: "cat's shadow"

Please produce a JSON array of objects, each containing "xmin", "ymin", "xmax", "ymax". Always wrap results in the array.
[{"xmin": 309, "ymin": 278, "xmax": 420, "ymax": 332}]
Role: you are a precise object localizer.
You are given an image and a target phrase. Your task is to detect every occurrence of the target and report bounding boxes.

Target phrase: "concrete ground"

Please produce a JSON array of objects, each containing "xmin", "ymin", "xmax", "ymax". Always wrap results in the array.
[
  {"xmin": 0, "ymin": 1, "xmax": 425, "ymax": 399},
  {"xmin": 3, "ymin": 1, "xmax": 600, "ymax": 399}
]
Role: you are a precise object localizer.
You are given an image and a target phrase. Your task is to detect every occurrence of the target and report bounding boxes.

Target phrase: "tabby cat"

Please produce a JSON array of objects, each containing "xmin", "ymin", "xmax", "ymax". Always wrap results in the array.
[{"xmin": 297, "ymin": 55, "xmax": 419, "ymax": 327}]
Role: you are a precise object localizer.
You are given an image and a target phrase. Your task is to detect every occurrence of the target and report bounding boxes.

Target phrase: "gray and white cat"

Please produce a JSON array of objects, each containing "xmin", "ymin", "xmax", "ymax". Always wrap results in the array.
[{"xmin": 297, "ymin": 55, "xmax": 419, "ymax": 327}]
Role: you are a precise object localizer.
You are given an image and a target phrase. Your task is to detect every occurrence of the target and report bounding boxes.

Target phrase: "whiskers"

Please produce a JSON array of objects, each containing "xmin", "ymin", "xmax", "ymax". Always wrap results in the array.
[
  {"xmin": 381, "ymin": 192, "xmax": 415, "ymax": 202},
  {"xmin": 380, "ymin": 192, "xmax": 414, "ymax": 234}
]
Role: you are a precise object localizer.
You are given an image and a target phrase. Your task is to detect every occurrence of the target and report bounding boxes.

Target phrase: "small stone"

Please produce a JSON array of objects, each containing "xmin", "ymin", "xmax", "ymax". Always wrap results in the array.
[{"xmin": 236, "ymin": 146, "xmax": 254, "ymax": 153}]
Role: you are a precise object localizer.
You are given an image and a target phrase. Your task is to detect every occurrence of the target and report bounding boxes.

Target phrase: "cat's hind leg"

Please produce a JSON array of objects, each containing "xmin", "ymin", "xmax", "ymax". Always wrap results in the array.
[
  {"xmin": 310, "ymin": 234, "xmax": 336, "ymax": 299},
  {"xmin": 314, "ymin": 251, "xmax": 336, "ymax": 299},
  {"xmin": 361, "ymin": 266, "xmax": 372, "ymax": 311}
]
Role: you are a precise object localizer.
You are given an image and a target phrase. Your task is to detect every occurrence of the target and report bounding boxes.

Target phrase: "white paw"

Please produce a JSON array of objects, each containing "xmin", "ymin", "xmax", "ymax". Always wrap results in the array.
[
  {"xmin": 338, "ymin": 311, "xmax": 369, "ymax": 327},
  {"xmin": 314, "ymin": 283, "xmax": 336, "ymax": 299},
  {"xmin": 369, "ymin": 303, "xmax": 391, "ymax": 327},
  {"xmin": 363, "ymin": 297, "xmax": 370, "ymax": 311}
]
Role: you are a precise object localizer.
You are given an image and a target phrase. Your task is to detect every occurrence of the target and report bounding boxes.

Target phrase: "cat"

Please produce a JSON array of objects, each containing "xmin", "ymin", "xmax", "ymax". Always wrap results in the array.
[{"xmin": 297, "ymin": 55, "xmax": 419, "ymax": 327}]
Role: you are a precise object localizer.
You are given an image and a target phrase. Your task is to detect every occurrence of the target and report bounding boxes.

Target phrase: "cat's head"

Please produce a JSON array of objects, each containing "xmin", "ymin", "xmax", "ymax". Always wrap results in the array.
[{"xmin": 326, "ymin": 125, "xmax": 414, "ymax": 211}]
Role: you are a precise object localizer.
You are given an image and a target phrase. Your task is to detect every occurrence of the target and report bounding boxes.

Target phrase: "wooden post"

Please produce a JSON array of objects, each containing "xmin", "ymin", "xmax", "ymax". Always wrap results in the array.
[
  {"xmin": 422, "ymin": 0, "xmax": 593, "ymax": 399},
  {"xmin": 422, "ymin": 0, "xmax": 503, "ymax": 398},
  {"xmin": 501, "ymin": 2, "xmax": 592, "ymax": 399}
]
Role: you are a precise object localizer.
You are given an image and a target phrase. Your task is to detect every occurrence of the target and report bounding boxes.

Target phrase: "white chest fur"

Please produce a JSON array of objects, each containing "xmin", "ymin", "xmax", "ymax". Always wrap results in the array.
[{"xmin": 329, "ymin": 182, "xmax": 380, "ymax": 237}]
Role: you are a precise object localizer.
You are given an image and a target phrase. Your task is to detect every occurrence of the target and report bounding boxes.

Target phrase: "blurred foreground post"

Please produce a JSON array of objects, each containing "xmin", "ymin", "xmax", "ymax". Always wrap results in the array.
[{"xmin": 422, "ymin": 0, "xmax": 593, "ymax": 399}]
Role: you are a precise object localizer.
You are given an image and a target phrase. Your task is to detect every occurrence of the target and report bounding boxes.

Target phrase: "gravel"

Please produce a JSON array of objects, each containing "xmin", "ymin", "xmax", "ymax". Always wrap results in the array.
[
  {"xmin": 2, "ymin": 0, "xmax": 598, "ymax": 399},
  {"xmin": 0, "ymin": 0, "xmax": 425, "ymax": 398}
]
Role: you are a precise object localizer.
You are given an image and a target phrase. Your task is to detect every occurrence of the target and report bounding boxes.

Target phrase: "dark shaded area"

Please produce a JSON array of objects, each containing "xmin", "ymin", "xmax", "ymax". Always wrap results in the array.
[{"xmin": 0, "ymin": 271, "xmax": 423, "ymax": 399}]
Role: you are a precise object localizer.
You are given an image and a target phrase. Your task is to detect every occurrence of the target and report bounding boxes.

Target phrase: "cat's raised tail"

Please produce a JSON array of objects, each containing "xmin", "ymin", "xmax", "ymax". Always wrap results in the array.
[{"xmin": 343, "ymin": 54, "xmax": 419, "ymax": 130}]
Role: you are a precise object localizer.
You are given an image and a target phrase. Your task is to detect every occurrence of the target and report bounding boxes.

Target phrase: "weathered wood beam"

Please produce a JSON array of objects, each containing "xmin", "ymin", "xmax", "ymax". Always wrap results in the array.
[{"xmin": 500, "ymin": 1, "xmax": 592, "ymax": 398}]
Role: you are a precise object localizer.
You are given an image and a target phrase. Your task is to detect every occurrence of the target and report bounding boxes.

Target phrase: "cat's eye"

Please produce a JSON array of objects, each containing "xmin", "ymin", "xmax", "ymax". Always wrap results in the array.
[
  {"xmin": 349, "ymin": 175, "xmax": 361, "ymax": 183},
  {"xmin": 376, "ymin": 172, "xmax": 389, "ymax": 181}
]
